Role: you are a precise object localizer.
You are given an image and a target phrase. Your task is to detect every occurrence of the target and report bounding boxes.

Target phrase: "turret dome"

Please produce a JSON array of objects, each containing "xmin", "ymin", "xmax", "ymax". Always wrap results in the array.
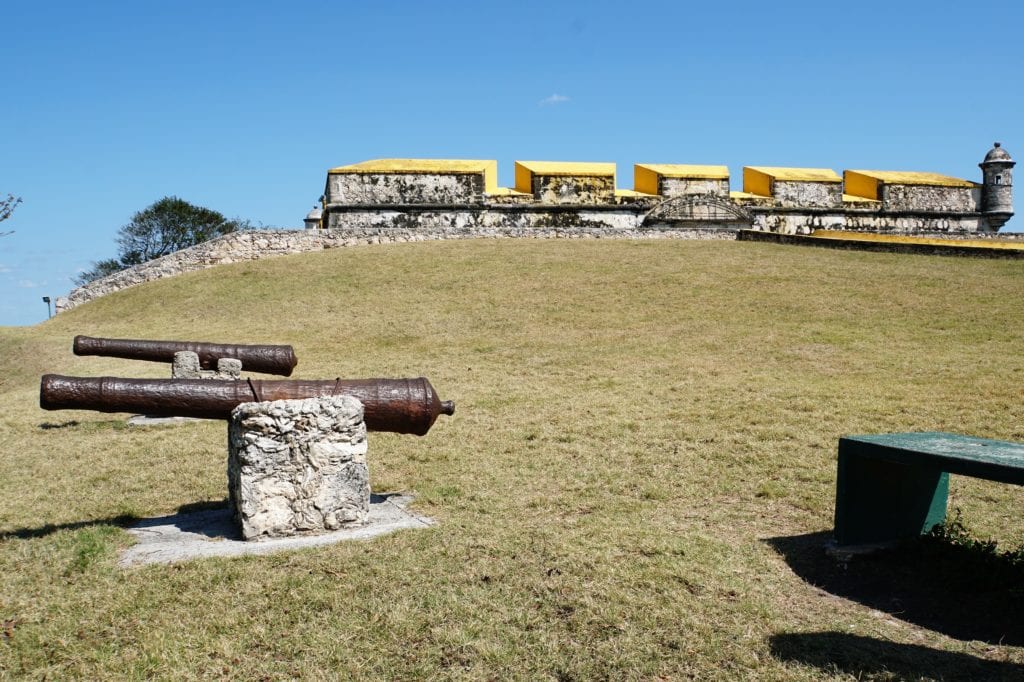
[
  {"xmin": 983, "ymin": 142, "xmax": 1013, "ymax": 163},
  {"xmin": 303, "ymin": 204, "xmax": 324, "ymax": 229}
]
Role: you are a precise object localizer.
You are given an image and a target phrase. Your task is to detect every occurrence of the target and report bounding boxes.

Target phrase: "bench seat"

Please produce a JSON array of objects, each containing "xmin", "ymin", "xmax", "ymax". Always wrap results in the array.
[{"xmin": 833, "ymin": 432, "xmax": 1024, "ymax": 546}]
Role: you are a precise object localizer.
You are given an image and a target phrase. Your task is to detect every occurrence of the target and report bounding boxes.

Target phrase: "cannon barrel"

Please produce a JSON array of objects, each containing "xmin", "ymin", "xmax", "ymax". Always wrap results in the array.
[
  {"xmin": 40, "ymin": 375, "xmax": 455, "ymax": 436},
  {"xmin": 72, "ymin": 335, "xmax": 299, "ymax": 377}
]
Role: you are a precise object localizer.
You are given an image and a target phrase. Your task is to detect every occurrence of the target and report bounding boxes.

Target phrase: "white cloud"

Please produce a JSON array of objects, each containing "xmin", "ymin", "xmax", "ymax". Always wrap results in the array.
[
  {"xmin": 17, "ymin": 279, "xmax": 45, "ymax": 288},
  {"xmin": 0, "ymin": 264, "xmax": 11, "ymax": 273},
  {"xmin": 539, "ymin": 93, "xmax": 570, "ymax": 106}
]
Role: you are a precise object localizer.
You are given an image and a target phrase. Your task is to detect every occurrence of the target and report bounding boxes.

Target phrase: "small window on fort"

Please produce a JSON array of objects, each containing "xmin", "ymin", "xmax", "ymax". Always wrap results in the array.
[{"xmin": 995, "ymin": 175, "xmax": 1002, "ymax": 185}]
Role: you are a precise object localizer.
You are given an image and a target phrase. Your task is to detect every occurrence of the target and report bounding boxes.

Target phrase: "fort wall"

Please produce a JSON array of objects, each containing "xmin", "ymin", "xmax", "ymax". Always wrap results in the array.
[
  {"xmin": 55, "ymin": 145, "xmax": 1015, "ymax": 314},
  {"xmin": 312, "ymin": 145, "xmax": 1013, "ymax": 235}
]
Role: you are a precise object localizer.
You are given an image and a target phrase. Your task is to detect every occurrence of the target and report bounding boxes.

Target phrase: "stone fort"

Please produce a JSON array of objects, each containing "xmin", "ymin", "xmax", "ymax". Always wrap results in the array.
[
  {"xmin": 306, "ymin": 143, "xmax": 1014, "ymax": 235},
  {"xmin": 56, "ymin": 143, "xmax": 1018, "ymax": 315}
]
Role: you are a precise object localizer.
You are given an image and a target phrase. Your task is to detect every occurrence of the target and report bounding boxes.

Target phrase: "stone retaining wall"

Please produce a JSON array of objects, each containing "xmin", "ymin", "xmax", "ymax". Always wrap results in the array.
[{"xmin": 55, "ymin": 226, "xmax": 737, "ymax": 313}]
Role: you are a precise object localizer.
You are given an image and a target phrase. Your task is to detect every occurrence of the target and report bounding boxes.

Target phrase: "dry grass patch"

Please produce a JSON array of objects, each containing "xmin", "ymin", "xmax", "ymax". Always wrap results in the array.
[{"xmin": 1, "ymin": 239, "xmax": 1023, "ymax": 679}]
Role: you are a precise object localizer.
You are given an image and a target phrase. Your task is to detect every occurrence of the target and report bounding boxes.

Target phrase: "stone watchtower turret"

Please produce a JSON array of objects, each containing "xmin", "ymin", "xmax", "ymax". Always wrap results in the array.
[{"xmin": 980, "ymin": 142, "xmax": 1014, "ymax": 230}]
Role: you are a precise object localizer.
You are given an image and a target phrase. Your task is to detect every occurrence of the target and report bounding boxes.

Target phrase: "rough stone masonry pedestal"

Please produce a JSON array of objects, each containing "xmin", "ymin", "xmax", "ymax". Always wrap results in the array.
[{"xmin": 228, "ymin": 395, "xmax": 369, "ymax": 540}]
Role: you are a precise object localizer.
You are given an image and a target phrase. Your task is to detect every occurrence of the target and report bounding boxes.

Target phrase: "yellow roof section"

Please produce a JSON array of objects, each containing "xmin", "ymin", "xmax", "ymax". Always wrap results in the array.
[
  {"xmin": 514, "ymin": 161, "xmax": 616, "ymax": 194},
  {"xmin": 635, "ymin": 164, "xmax": 730, "ymax": 180},
  {"xmin": 514, "ymin": 161, "xmax": 616, "ymax": 176},
  {"xmin": 614, "ymin": 189, "xmax": 649, "ymax": 198},
  {"xmin": 844, "ymin": 170, "xmax": 979, "ymax": 189},
  {"xmin": 745, "ymin": 167, "xmax": 842, "ymax": 183},
  {"xmin": 328, "ymin": 159, "xmax": 498, "ymax": 194},
  {"xmin": 329, "ymin": 158, "xmax": 496, "ymax": 174}
]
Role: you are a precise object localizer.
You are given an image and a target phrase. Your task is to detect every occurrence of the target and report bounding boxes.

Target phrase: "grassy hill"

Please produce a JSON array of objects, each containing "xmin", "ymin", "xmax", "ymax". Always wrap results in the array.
[{"xmin": 1, "ymin": 239, "xmax": 1023, "ymax": 679}]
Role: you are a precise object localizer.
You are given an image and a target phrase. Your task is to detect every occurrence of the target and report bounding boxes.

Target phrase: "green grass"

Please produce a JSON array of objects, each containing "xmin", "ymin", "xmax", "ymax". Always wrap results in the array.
[{"xmin": 1, "ymin": 239, "xmax": 1023, "ymax": 679}]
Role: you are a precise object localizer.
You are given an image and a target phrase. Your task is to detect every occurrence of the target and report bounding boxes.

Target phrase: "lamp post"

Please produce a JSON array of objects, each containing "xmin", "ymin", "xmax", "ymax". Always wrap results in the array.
[{"xmin": 42, "ymin": 296, "xmax": 52, "ymax": 319}]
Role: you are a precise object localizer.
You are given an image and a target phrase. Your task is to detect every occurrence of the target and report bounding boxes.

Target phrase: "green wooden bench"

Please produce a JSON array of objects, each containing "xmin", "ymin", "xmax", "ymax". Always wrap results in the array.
[{"xmin": 833, "ymin": 432, "xmax": 1024, "ymax": 546}]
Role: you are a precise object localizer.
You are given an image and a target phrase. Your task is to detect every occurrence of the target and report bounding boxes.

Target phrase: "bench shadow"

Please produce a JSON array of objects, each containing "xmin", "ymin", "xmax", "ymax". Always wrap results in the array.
[
  {"xmin": 770, "ymin": 631, "xmax": 1023, "ymax": 681},
  {"xmin": 765, "ymin": 532, "xmax": 1024, "ymax": 645}
]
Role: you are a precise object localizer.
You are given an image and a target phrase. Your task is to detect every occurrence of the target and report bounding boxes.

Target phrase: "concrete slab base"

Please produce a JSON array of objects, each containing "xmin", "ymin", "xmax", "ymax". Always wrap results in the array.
[
  {"xmin": 119, "ymin": 493, "xmax": 432, "ymax": 567},
  {"xmin": 127, "ymin": 415, "xmax": 203, "ymax": 426}
]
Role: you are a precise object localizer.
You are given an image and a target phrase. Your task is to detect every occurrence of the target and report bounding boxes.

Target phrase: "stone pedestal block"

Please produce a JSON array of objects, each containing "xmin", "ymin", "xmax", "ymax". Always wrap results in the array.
[{"xmin": 228, "ymin": 395, "xmax": 369, "ymax": 540}]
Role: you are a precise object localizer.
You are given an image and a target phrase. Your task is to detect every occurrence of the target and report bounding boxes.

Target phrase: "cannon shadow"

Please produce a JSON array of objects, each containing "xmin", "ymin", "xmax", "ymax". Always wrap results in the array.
[
  {"xmin": 0, "ymin": 494, "xmax": 405, "ymax": 543},
  {"xmin": 765, "ymin": 531, "xmax": 1024, "ymax": 645},
  {"xmin": 0, "ymin": 514, "xmax": 139, "ymax": 541},
  {"xmin": 0, "ymin": 500, "xmax": 228, "ymax": 541}
]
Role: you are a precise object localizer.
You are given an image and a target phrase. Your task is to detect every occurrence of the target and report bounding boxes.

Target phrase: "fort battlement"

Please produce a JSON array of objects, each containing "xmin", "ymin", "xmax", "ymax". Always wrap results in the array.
[{"xmin": 308, "ymin": 144, "xmax": 1014, "ymax": 235}]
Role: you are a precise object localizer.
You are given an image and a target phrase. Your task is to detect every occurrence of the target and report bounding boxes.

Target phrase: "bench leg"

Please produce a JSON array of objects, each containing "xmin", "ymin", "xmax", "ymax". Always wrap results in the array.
[{"xmin": 833, "ymin": 450, "xmax": 949, "ymax": 546}]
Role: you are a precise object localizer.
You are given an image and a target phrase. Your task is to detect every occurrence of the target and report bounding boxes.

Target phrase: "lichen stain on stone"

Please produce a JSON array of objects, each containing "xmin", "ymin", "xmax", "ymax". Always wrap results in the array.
[
  {"xmin": 772, "ymin": 181, "xmax": 842, "ymax": 209},
  {"xmin": 882, "ymin": 185, "xmax": 980, "ymax": 213},
  {"xmin": 329, "ymin": 173, "xmax": 485, "ymax": 205}
]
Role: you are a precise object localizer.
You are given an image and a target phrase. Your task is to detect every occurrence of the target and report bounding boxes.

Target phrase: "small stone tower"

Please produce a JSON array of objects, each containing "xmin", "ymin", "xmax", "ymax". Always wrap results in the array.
[{"xmin": 980, "ymin": 142, "xmax": 1014, "ymax": 230}]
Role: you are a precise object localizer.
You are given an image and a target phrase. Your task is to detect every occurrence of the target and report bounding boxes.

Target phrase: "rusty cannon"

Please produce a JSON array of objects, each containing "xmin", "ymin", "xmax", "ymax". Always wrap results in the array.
[
  {"xmin": 39, "ymin": 375, "xmax": 455, "ymax": 436},
  {"xmin": 72, "ymin": 335, "xmax": 299, "ymax": 377}
]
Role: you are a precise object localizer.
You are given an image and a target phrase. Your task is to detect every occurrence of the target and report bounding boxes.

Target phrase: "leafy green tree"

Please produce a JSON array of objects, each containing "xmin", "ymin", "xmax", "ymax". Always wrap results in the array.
[{"xmin": 75, "ymin": 196, "xmax": 251, "ymax": 285}]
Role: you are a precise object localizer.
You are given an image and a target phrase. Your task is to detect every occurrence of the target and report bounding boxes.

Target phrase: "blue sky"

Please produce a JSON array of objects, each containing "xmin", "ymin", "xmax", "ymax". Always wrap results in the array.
[{"xmin": 2, "ymin": 0, "xmax": 1021, "ymax": 326}]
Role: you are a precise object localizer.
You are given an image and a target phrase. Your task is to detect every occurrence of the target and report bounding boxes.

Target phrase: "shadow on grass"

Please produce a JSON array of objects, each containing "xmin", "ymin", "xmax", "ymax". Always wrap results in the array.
[
  {"xmin": 0, "ymin": 500, "xmax": 231, "ymax": 542},
  {"xmin": 770, "ymin": 632, "xmax": 1023, "ymax": 681},
  {"xmin": 0, "ymin": 514, "xmax": 139, "ymax": 541},
  {"xmin": 766, "ymin": 532, "xmax": 1024, "ymax": 645},
  {"xmin": 38, "ymin": 420, "xmax": 80, "ymax": 429},
  {"xmin": 38, "ymin": 419, "xmax": 129, "ymax": 431}
]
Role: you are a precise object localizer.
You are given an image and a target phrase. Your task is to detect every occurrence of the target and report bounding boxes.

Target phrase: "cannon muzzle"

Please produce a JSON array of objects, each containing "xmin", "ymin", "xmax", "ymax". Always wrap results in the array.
[
  {"xmin": 72, "ymin": 335, "xmax": 299, "ymax": 376},
  {"xmin": 40, "ymin": 374, "xmax": 454, "ymax": 436}
]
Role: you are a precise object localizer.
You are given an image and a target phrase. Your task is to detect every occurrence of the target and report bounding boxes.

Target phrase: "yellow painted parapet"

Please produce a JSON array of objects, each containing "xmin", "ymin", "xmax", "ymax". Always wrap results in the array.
[
  {"xmin": 810, "ymin": 230, "xmax": 1024, "ymax": 250},
  {"xmin": 514, "ymin": 161, "xmax": 616, "ymax": 193},
  {"xmin": 329, "ymin": 159, "xmax": 498, "ymax": 194},
  {"xmin": 488, "ymin": 186, "xmax": 532, "ymax": 197},
  {"xmin": 729, "ymin": 190, "xmax": 772, "ymax": 201},
  {"xmin": 842, "ymin": 193, "xmax": 881, "ymax": 204},
  {"xmin": 634, "ymin": 164, "xmax": 729, "ymax": 195},
  {"xmin": 748, "ymin": 167, "xmax": 843, "ymax": 183},
  {"xmin": 843, "ymin": 170, "xmax": 979, "ymax": 200}
]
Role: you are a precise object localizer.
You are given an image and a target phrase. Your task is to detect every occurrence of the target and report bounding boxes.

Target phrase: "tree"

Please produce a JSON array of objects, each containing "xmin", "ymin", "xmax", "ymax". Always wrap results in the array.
[
  {"xmin": 74, "ymin": 196, "xmax": 251, "ymax": 285},
  {"xmin": 0, "ymin": 194, "xmax": 20, "ymax": 237}
]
